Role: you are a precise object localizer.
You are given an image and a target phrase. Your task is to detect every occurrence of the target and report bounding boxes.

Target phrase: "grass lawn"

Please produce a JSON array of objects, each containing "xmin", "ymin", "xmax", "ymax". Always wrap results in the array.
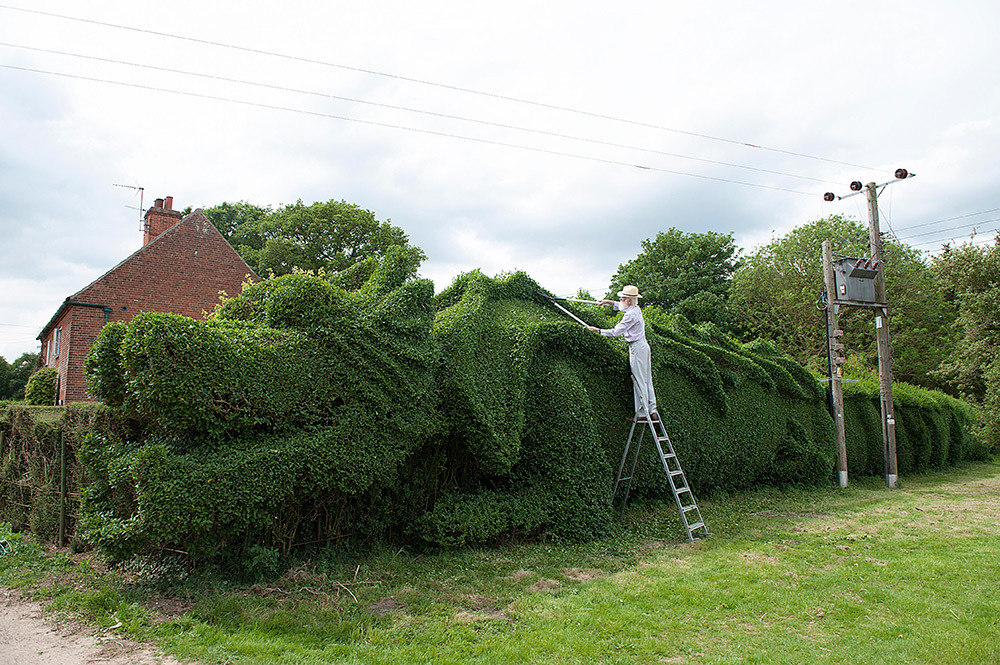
[{"xmin": 3, "ymin": 459, "xmax": 999, "ymax": 664}]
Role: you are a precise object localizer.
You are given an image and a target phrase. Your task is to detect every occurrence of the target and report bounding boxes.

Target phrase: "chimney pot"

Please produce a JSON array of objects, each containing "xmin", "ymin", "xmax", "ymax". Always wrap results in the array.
[
  {"xmin": 154, "ymin": 198, "xmax": 164, "ymax": 208},
  {"xmin": 164, "ymin": 196, "xmax": 173, "ymax": 210}
]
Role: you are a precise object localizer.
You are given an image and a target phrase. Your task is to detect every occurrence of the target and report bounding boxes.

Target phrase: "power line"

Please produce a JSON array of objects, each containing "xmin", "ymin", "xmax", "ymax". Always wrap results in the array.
[
  {"xmin": 890, "ymin": 207, "xmax": 1000, "ymax": 233},
  {"xmin": 0, "ymin": 3, "xmax": 879, "ymax": 172},
  {"xmin": 0, "ymin": 41, "xmax": 842, "ymax": 186},
  {"xmin": 0, "ymin": 63, "xmax": 818, "ymax": 196},
  {"xmin": 909, "ymin": 227, "xmax": 1000, "ymax": 249},
  {"xmin": 893, "ymin": 216, "xmax": 1000, "ymax": 242}
]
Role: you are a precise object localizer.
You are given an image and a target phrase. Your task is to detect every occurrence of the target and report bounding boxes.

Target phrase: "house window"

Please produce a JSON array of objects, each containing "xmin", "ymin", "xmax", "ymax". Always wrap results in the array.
[{"xmin": 53, "ymin": 327, "xmax": 61, "ymax": 358}]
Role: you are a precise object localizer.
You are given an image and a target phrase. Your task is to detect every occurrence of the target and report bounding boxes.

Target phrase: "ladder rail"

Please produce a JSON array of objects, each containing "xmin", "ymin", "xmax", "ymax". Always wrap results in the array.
[
  {"xmin": 613, "ymin": 421, "xmax": 646, "ymax": 519},
  {"xmin": 611, "ymin": 376, "xmax": 710, "ymax": 542},
  {"xmin": 653, "ymin": 420, "xmax": 708, "ymax": 539}
]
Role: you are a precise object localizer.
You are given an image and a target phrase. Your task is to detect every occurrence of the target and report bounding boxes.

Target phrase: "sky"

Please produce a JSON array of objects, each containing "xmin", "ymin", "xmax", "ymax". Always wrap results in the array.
[{"xmin": 1, "ymin": 0, "xmax": 998, "ymax": 361}]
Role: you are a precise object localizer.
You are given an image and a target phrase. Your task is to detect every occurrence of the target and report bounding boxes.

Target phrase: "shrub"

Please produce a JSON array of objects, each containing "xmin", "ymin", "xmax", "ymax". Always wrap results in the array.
[
  {"xmin": 23, "ymin": 368, "xmax": 58, "ymax": 406},
  {"xmin": 841, "ymin": 377, "xmax": 986, "ymax": 476}
]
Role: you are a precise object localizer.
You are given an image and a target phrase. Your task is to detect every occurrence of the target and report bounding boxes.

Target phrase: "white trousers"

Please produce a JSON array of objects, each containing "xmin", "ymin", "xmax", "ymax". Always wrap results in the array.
[{"xmin": 629, "ymin": 338, "xmax": 657, "ymax": 416}]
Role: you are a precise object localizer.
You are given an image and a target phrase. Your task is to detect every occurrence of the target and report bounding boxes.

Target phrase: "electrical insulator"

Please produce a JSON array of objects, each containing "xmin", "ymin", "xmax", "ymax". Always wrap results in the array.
[
  {"xmin": 824, "ymin": 192, "xmax": 835, "ymax": 201},
  {"xmin": 850, "ymin": 181, "xmax": 863, "ymax": 191},
  {"xmin": 895, "ymin": 168, "xmax": 909, "ymax": 179}
]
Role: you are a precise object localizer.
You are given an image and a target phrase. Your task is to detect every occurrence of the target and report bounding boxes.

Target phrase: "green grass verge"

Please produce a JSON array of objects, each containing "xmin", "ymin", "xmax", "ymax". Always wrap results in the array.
[{"xmin": 3, "ymin": 460, "xmax": 999, "ymax": 664}]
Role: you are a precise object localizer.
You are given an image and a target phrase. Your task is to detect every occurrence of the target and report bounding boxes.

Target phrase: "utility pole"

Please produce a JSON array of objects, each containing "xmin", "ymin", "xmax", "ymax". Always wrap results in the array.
[
  {"xmin": 866, "ymin": 182, "xmax": 899, "ymax": 488},
  {"xmin": 822, "ymin": 241, "xmax": 848, "ymax": 487},
  {"xmin": 823, "ymin": 169, "xmax": 912, "ymax": 489}
]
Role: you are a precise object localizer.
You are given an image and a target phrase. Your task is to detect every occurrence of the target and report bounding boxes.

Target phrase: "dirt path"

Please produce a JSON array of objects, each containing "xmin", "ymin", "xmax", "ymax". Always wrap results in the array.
[{"xmin": 0, "ymin": 589, "xmax": 187, "ymax": 665}]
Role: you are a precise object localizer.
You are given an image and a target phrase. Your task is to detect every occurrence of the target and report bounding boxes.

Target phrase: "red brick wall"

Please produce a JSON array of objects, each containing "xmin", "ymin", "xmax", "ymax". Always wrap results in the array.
[
  {"xmin": 39, "ymin": 304, "xmax": 110, "ymax": 403},
  {"xmin": 40, "ymin": 307, "xmax": 73, "ymax": 404},
  {"xmin": 43, "ymin": 210, "xmax": 258, "ymax": 403}
]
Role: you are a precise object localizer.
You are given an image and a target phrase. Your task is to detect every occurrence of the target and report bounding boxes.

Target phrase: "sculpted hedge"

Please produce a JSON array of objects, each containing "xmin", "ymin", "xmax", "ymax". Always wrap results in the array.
[{"xmin": 81, "ymin": 258, "xmax": 982, "ymax": 561}]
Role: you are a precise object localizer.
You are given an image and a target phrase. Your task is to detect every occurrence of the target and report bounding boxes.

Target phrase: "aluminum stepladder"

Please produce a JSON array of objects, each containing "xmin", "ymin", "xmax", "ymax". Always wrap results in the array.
[{"xmin": 612, "ymin": 376, "xmax": 710, "ymax": 542}]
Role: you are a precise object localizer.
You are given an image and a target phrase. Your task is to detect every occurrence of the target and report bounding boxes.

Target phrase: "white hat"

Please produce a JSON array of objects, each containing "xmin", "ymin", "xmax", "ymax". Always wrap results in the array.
[{"xmin": 617, "ymin": 285, "xmax": 642, "ymax": 299}]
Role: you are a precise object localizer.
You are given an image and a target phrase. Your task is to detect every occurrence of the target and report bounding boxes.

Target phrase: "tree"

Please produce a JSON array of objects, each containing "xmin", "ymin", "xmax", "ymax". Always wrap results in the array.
[
  {"xmin": 729, "ymin": 215, "xmax": 955, "ymax": 389},
  {"xmin": 203, "ymin": 200, "xmax": 271, "ymax": 248},
  {"xmin": 0, "ymin": 352, "xmax": 40, "ymax": 400},
  {"xmin": 204, "ymin": 199, "xmax": 423, "ymax": 279},
  {"xmin": 932, "ymin": 235, "xmax": 1000, "ymax": 449},
  {"xmin": 609, "ymin": 228, "xmax": 741, "ymax": 329}
]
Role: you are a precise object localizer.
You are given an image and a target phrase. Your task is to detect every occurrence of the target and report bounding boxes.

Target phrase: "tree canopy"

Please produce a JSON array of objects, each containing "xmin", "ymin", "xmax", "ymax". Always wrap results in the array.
[
  {"xmin": 204, "ymin": 198, "xmax": 424, "ymax": 279},
  {"xmin": 608, "ymin": 228, "xmax": 741, "ymax": 330},
  {"xmin": 729, "ymin": 215, "xmax": 954, "ymax": 390},
  {"xmin": 932, "ymin": 236, "xmax": 1000, "ymax": 450},
  {"xmin": 0, "ymin": 352, "xmax": 40, "ymax": 401}
]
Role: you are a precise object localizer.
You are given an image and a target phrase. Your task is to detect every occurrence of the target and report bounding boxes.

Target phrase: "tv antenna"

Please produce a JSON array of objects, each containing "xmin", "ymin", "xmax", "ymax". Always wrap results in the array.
[{"xmin": 112, "ymin": 183, "xmax": 144, "ymax": 230}]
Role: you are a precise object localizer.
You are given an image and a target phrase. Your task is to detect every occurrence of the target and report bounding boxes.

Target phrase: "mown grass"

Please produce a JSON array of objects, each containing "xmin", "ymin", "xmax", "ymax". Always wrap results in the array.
[{"xmin": 3, "ymin": 460, "xmax": 999, "ymax": 664}]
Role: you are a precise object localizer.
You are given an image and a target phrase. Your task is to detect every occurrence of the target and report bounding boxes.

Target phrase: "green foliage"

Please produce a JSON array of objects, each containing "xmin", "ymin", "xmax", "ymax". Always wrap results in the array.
[
  {"xmin": 932, "ymin": 236, "xmax": 1000, "ymax": 451},
  {"xmin": 418, "ymin": 271, "xmax": 839, "ymax": 548},
  {"xmin": 81, "ymin": 248, "xmax": 440, "ymax": 560},
  {"xmin": 730, "ymin": 214, "xmax": 955, "ymax": 390},
  {"xmin": 841, "ymin": 378, "xmax": 987, "ymax": 475},
  {"xmin": 24, "ymin": 367, "xmax": 57, "ymax": 406},
  {"xmin": 74, "ymin": 262, "xmax": 980, "ymax": 563},
  {"xmin": 203, "ymin": 198, "xmax": 424, "ymax": 279},
  {"xmin": 0, "ymin": 352, "xmax": 40, "ymax": 400},
  {"xmin": 609, "ymin": 228, "xmax": 740, "ymax": 331},
  {"xmin": 84, "ymin": 322, "xmax": 127, "ymax": 406},
  {"xmin": 410, "ymin": 490, "xmax": 546, "ymax": 548},
  {"xmin": 0, "ymin": 403, "xmax": 125, "ymax": 541}
]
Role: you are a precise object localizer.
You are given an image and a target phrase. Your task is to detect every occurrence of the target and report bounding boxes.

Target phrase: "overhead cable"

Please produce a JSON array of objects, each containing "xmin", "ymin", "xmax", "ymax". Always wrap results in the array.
[
  {"xmin": 0, "ymin": 3, "xmax": 878, "ymax": 172},
  {"xmin": 890, "ymin": 207, "xmax": 1000, "ymax": 233},
  {"xmin": 893, "ymin": 216, "xmax": 1000, "ymax": 242},
  {"xmin": 0, "ymin": 41, "xmax": 842, "ymax": 186},
  {"xmin": 909, "ymin": 227, "xmax": 1000, "ymax": 249},
  {"xmin": 0, "ymin": 64, "xmax": 818, "ymax": 196}
]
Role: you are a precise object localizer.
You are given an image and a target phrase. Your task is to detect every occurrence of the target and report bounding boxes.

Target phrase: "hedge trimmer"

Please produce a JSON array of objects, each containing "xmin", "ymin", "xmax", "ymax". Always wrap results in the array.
[{"xmin": 541, "ymin": 292, "xmax": 604, "ymax": 327}]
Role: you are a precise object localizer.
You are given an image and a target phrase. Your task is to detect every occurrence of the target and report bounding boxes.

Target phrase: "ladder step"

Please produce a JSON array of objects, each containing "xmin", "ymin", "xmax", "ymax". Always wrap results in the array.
[{"xmin": 617, "ymin": 383, "xmax": 709, "ymax": 541}]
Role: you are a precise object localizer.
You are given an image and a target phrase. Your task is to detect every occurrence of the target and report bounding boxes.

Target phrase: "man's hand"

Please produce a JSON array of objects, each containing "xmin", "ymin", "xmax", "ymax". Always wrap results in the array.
[
  {"xmin": 599, "ymin": 299, "xmax": 614, "ymax": 306},
  {"xmin": 587, "ymin": 326, "xmax": 600, "ymax": 333}
]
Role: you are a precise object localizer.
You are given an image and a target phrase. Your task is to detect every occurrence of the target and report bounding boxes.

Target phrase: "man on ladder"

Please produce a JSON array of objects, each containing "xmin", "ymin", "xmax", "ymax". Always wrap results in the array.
[
  {"xmin": 587, "ymin": 285, "xmax": 658, "ymax": 421},
  {"xmin": 586, "ymin": 284, "xmax": 709, "ymax": 541}
]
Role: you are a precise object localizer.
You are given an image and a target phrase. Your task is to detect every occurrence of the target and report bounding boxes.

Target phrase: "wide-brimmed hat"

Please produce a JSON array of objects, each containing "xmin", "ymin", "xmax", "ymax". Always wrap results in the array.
[{"xmin": 617, "ymin": 285, "xmax": 642, "ymax": 299}]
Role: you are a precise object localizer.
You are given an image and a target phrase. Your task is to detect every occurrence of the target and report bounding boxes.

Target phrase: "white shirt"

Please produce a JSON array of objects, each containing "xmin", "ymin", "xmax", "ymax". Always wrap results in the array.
[{"xmin": 601, "ymin": 303, "xmax": 645, "ymax": 343}]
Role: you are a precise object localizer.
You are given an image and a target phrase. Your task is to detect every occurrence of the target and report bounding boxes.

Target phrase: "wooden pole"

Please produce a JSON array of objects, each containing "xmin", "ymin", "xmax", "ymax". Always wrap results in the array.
[
  {"xmin": 866, "ymin": 182, "xmax": 899, "ymax": 488},
  {"xmin": 59, "ymin": 433, "xmax": 67, "ymax": 547},
  {"xmin": 822, "ymin": 241, "xmax": 849, "ymax": 487}
]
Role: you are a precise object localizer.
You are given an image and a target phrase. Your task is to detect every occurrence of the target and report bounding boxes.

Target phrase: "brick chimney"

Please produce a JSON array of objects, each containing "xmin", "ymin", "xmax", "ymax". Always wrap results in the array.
[{"xmin": 143, "ymin": 196, "xmax": 183, "ymax": 245}]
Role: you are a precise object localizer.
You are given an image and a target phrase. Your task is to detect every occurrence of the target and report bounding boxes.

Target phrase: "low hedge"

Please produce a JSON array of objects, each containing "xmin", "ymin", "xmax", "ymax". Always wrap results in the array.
[
  {"xmin": 841, "ymin": 377, "xmax": 987, "ymax": 476},
  {"xmin": 0, "ymin": 403, "xmax": 125, "ymax": 542}
]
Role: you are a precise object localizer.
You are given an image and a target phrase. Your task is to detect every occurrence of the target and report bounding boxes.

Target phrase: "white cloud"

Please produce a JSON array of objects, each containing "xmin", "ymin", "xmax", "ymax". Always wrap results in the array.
[{"xmin": 2, "ymin": 0, "xmax": 999, "ymax": 360}]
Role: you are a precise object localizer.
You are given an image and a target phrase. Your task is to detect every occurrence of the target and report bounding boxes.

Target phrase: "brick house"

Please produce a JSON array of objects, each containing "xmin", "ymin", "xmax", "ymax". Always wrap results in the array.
[{"xmin": 37, "ymin": 197, "xmax": 259, "ymax": 403}]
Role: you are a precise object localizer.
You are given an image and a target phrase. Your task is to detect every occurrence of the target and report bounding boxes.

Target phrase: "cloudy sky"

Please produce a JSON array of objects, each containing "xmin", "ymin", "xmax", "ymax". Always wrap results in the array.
[{"xmin": 1, "ymin": 0, "xmax": 998, "ymax": 360}]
